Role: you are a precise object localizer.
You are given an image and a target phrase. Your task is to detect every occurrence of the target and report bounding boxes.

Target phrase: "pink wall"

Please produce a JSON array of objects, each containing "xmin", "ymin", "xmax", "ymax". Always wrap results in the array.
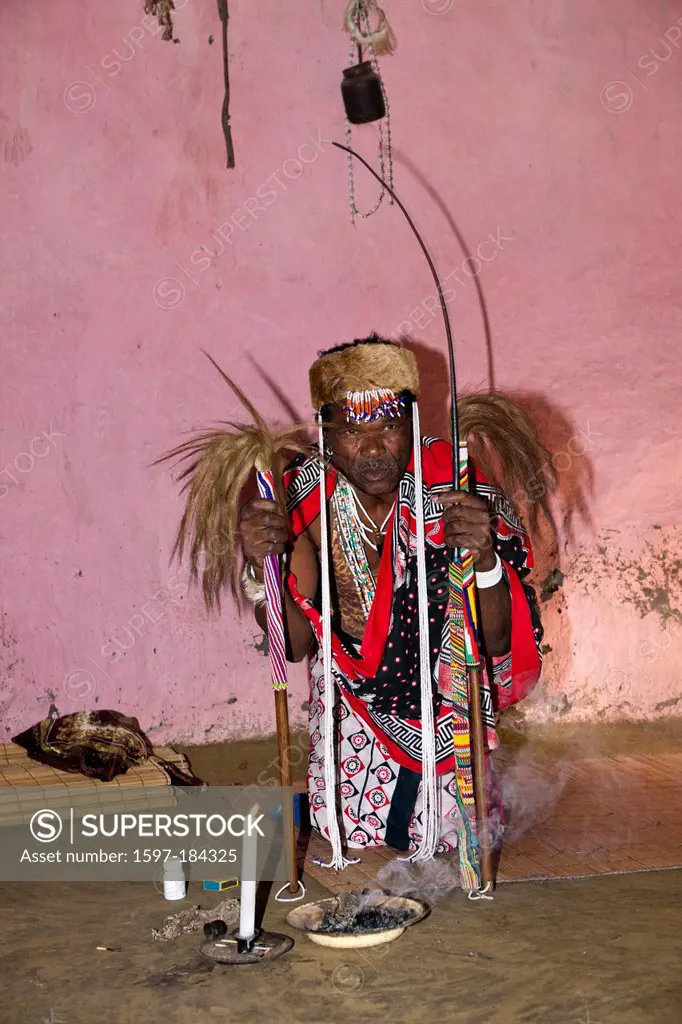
[{"xmin": 1, "ymin": 0, "xmax": 681, "ymax": 744}]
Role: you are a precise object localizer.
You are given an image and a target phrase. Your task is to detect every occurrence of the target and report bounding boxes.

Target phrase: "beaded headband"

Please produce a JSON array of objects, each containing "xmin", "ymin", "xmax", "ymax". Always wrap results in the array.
[{"xmin": 343, "ymin": 389, "xmax": 406, "ymax": 423}]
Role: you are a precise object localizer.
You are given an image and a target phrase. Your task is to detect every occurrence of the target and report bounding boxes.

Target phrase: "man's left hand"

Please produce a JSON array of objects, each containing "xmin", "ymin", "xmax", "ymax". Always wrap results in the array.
[{"xmin": 439, "ymin": 489, "xmax": 496, "ymax": 568}]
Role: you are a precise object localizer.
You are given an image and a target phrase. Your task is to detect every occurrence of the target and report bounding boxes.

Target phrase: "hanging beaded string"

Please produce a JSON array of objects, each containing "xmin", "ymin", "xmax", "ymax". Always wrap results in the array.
[
  {"xmin": 345, "ymin": 1, "xmax": 394, "ymax": 223},
  {"xmin": 348, "ymin": 487, "xmax": 395, "ymax": 552},
  {"xmin": 332, "ymin": 479, "xmax": 378, "ymax": 619}
]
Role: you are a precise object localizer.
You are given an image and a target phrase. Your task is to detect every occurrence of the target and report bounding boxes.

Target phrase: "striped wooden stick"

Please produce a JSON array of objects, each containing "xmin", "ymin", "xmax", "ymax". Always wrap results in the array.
[
  {"xmin": 256, "ymin": 469, "xmax": 288, "ymax": 691},
  {"xmin": 449, "ymin": 444, "xmax": 492, "ymax": 891}
]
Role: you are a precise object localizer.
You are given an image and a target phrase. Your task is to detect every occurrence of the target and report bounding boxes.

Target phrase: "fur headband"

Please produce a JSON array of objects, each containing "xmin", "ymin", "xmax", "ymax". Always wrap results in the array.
[{"xmin": 309, "ymin": 343, "xmax": 421, "ymax": 411}]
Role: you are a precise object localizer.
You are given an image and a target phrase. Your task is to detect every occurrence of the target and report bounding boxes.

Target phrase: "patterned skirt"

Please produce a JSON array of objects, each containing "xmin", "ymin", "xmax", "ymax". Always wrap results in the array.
[{"xmin": 306, "ymin": 658, "xmax": 468, "ymax": 853}]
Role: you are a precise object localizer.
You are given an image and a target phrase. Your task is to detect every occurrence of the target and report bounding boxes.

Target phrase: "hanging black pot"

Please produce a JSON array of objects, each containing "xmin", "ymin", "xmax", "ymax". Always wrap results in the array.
[{"xmin": 341, "ymin": 61, "xmax": 386, "ymax": 124}]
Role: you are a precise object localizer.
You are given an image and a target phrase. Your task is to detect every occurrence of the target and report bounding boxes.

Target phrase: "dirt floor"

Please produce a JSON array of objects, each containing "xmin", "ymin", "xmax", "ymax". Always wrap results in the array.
[
  {"xmin": 2, "ymin": 871, "xmax": 681, "ymax": 1024},
  {"xmin": 2, "ymin": 723, "xmax": 681, "ymax": 1024}
]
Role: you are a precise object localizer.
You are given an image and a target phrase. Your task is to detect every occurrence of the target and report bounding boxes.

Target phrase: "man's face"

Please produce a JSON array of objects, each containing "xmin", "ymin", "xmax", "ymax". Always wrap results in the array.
[{"xmin": 324, "ymin": 403, "xmax": 412, "ymax": 496}]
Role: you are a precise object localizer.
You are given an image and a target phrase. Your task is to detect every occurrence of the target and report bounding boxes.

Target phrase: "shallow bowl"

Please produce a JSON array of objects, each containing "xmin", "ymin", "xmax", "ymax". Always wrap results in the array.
[{"xmin": 285, "ymin": 893, "xmax": 428, "ymax": 949}]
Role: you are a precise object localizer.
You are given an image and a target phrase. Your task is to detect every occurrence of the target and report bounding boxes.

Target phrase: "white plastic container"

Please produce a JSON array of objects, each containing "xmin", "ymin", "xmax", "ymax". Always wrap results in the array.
[{"xmin": 163, "ymin": 857, "xmax": 187, "ymax": 901}]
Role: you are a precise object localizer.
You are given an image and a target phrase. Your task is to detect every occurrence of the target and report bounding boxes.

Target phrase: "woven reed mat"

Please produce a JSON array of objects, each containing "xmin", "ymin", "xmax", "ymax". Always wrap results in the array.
[
  {"xmin": 302, "ymin": 752, "xmax": 682, "ymax": 893},
  {"xmin": 0, "ymin": 743, "xmax": 190, "ymax": 824}
]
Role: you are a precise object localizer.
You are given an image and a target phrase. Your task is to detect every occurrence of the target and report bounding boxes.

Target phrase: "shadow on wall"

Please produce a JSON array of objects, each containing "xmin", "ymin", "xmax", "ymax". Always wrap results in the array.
[
  {"xmin": 407, "ymin": 338, "xmax": 452, "ymax": 439},
  {"xmin": 503, "ymin": 394, "xmax": 592, "ymax": 719},
  {"xmin": 393, "ymin": 148, "xmax": 497, "ymax": 391},
  {"xmin": 508, "ymin": 391, "xmax": 596, "ymax": 553}
]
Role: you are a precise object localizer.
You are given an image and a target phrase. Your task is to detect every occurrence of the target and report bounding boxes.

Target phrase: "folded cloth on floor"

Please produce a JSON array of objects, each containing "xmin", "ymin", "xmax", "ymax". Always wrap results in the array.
[{"xmin": 12, "ymin": 710, "xmax": 203, "ymax": 785}]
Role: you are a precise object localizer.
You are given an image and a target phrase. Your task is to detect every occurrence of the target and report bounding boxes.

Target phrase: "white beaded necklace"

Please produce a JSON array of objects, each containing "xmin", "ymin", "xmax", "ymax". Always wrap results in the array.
[{"xmin": 348, "ymin": 486, "xmax": 395, "ymax": 551}]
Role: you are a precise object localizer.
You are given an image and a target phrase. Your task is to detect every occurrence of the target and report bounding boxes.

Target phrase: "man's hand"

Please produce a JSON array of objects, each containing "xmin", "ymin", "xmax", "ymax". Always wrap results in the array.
[
  {"xmin": 240, "ymin": 500, "xmax": 316, "ymax": 663},
  {"xmin": 239, "ymin": 497, "xmax": 289, "ymax": 577},
  {"xmin": 439, "ymin": 489, "xmax": 496, "ymax": 568}
]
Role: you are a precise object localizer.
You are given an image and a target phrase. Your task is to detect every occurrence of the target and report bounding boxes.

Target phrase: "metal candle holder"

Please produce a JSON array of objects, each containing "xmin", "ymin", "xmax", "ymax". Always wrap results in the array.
[{"xmin": 201, "ymin": 928, "xmax": 294, "ymax": 965}]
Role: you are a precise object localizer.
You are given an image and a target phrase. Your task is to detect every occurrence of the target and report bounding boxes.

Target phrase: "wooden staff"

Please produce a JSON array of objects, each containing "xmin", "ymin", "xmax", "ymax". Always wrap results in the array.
[
  {"xmin": 468, "ymin": 666, "xmax": 492, "ymax": 887},
  {"xmin": 274, "ymin": 689, "xmax": 298, "ymax": 895},
  {"xmin": 454, "ymin": 455, "xmax": 493, "ymax": 891}
]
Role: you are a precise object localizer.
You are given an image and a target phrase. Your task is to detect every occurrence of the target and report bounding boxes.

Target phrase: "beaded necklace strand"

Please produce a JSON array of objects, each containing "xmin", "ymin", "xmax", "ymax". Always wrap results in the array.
[
  {"xmin": 332, "ymin": 476, "xmax": 394, "ymax": 619},
  {"xmin": 348, "ymin": 486, "xmax": 395, "ymax": 552}
]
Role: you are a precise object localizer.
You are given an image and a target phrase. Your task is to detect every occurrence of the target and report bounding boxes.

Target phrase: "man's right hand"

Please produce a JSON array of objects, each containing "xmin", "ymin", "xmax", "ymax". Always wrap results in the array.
[{"xmin": 239, "ymin": 497, "xmax": 289, "ymax": 573}]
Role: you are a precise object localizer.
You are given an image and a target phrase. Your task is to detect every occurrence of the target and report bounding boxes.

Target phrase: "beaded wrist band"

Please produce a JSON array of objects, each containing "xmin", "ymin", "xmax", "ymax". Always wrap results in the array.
[{"xmin": 474, "ymin": 552, "xmax": 504, "ymax": 589}]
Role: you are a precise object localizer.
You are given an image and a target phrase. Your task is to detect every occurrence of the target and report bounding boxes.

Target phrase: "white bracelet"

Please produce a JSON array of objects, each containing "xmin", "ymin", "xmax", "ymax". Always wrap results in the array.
[
  {"xmin": 474, "ymin": 552, "xmax": 504, "ymax": 589},
  {"xmin": 241, "ymin": 563, "xmax": 266, "ymax": 605}
]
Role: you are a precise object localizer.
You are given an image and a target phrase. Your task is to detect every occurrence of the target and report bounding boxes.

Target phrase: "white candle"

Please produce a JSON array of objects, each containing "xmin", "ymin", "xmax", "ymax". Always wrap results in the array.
[{"xmin": 238, "ymin": 804, "xmax": 259, "ymax": 940}]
